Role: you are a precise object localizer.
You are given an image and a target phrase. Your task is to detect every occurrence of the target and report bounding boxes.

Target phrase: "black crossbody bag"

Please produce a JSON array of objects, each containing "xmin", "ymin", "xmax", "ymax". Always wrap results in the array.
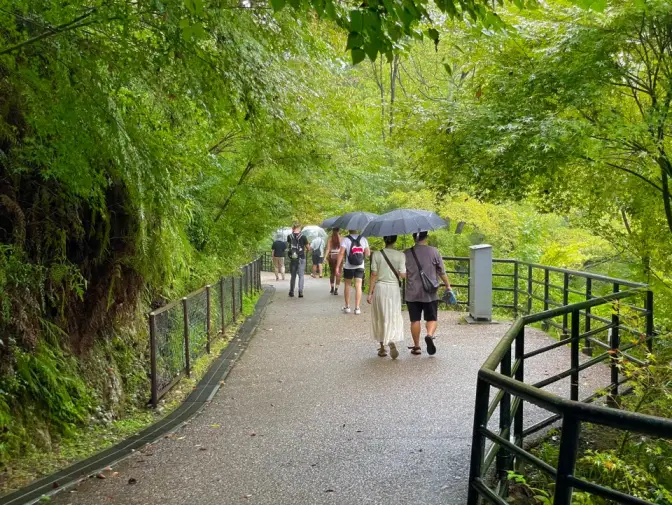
[
  {"xmin": 380, "ymin": 250, "xmax": 401, "ymax": 287},
  {"xmin": 410, "ymin": 247, "xmax": 440, "ymax": 293}
]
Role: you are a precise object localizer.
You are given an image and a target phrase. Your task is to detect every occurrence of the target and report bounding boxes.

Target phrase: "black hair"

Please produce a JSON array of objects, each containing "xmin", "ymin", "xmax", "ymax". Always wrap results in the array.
[
  {"xmin": 413, "ymin": 231, "xmax": 429, "ymax": 242},
  {"xmin": 383, "ymin": 235, "xmax": 397, "ymax": 245}
]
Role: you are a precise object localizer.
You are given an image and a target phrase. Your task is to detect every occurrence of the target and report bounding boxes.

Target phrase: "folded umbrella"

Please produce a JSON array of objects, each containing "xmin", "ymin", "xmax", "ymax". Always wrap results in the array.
[
  {"xmin": 331, "ymin": 211, "xmax": 378, "ymax": 231},
  {"xmin": 361, "ymin": 209, "xmax": 448, "ymax": 237}
]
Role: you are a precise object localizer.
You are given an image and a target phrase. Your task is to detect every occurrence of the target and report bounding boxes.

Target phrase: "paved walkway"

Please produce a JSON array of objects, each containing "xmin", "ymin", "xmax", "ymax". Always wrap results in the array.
[{"xmin": 53, "ymin": 272, "xmax": 608, "ymax": 505}]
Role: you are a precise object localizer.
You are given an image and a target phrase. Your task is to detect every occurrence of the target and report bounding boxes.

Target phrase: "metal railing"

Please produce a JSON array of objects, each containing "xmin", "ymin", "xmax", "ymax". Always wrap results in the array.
[
  {"xmin": 466, "ymin": 269, "xmax": 670, "ymax": 505},
  {"xmin": 148, "ymin": 258, "xmax": 262, "ymax": 407}
]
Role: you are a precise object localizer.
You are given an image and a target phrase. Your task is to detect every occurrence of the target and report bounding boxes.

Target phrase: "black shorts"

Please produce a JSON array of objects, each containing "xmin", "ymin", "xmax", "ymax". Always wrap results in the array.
[
  {"xmin": 406, "ymin": 300, "xmax": 439, "ymax": 322},
  {"xmin": 343, "ymin": 268, "xmax": 365, "ymax": 280},
  {"xmin": 312, "ymin": 252, "xmax": 324, "ymax": 265}
]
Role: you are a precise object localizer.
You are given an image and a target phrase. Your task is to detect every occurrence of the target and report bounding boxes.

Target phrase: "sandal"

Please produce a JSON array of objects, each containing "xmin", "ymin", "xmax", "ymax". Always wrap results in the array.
[
  {"xmin": 408, "ymin": 346, "xmax": 421, "ymax": 355},
  {"xmin": 389, "ymin": 343, "xmax": 399, "ymax": 360},
  {"xmin": 378, "ymin": 346, "xmax": 388, "ymax": 357},
  {"xmin": 425, "ymin": 335, "xmax": 436, "ymax": 356}
]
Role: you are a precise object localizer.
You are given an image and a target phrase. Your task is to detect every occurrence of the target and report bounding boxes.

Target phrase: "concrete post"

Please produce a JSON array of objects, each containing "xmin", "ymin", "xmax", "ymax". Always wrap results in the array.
[{"xmin": 468, "ymin": 244, "xmax": 493, "ymax": 322}]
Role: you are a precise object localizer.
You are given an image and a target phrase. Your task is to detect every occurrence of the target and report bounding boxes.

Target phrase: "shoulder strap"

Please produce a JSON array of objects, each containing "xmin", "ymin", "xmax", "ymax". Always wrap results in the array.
[
  {"xmin": 410, "ymin": 247, "xmax": 424, "ymax": 274},
  {"xmin": 380, "ymin": 250, "xmax": 401, "ymax": 286}
]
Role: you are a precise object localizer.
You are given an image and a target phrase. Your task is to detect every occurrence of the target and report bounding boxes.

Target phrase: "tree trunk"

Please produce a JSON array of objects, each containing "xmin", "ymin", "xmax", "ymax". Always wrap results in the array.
[
  {"xmin": 389, "ymin": 55, "xmax": 399, "ymax": 136},
  {"xmin": 659, "ymin": 159, "xmax": 672, "ymax": 234}
]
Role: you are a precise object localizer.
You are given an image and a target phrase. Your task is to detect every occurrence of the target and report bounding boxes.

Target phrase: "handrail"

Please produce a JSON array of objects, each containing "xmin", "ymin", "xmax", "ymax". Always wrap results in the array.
[
  {"xmin": 523, "ymin": 289, "xmax": 640, "ymax": 325},
  {"xmin": 519, "ymin": 261, "xmax": 647, "ymax": 288},
  {"xmin": 482, "ymin": 290, "xmax": 641, "ymax": 371},
  {"xmin": 479, "ymin": 369, "xmax": 672, "ymax": 438},
  {"xmin": 467, "ymin": 263, "xmax": 664, "ymax": 505}
]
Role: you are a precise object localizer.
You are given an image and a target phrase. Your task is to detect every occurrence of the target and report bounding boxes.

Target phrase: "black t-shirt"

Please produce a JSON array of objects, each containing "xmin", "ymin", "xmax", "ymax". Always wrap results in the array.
[
  {"xmin": 287, "ymin": 233, "xmax": 309, "ymax": 259},
  {"xmin": 271, "ymin": 240, "xmax": 287, "ymax": 257}
]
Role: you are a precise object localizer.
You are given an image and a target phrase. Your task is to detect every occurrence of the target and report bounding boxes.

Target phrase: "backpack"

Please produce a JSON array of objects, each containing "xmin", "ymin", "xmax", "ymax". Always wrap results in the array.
[
  {"xmin": 346, "ymin": 235, "xmax": 365, "ymax": 267},
  {"xmin": 288, "ymin": 233, "xmax": 304, "ymax": 260}
]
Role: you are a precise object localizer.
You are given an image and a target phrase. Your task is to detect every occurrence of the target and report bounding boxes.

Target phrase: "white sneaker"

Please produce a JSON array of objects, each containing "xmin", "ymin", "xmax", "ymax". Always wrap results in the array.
[
  {"xmin": 354, "ymin": 307, "xmax": 361, "ymax": 315},
  {"xmin": 343, "ymin": 306, "xmax": 351, "ymax": 314}
]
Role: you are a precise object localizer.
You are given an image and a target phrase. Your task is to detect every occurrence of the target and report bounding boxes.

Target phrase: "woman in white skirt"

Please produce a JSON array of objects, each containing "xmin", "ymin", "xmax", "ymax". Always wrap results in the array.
[{"xmin": 367, "ymin": 235, "xmax": 406, "ymax": 359}]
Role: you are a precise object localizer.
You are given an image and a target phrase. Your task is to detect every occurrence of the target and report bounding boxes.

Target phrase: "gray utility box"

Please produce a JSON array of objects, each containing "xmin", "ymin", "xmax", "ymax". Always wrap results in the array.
[{"xmin": 468, "ymin": 244, "xmax": 493, "ymax": 322}]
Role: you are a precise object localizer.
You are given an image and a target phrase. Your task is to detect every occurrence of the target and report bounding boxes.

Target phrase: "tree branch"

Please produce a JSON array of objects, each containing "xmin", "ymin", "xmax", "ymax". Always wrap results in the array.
[
  {"xmin": 213, "ymin": 160, "xmax": 256, "ymax": 223},
  {"xmin": 0, "ymin": 10, "xmax": 99, "ymax": 56}
]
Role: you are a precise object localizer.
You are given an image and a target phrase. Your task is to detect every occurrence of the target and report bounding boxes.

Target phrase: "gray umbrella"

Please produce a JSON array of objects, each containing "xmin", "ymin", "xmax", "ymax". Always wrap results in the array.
[
  {"xmin": 331, "ymin": 212, "xmax": 378, "ymax": 231},
  {"xmin": 320, "ymin": 216, "xmax": 340, "ymax": 229},
  {"xmin": 361, "ymin": 209, "xmax": 447, "ymax": 237}
]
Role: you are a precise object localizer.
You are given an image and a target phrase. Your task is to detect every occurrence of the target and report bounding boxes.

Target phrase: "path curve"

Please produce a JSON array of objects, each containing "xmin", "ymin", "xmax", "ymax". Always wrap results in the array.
[{"xmin": 52, "ymin": 272, "xmax": 609, "ymax": 505}]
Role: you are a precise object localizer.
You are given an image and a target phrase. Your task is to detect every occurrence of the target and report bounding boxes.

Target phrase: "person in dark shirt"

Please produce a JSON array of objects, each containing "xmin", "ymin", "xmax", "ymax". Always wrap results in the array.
[
  {"xmin": 271, "ymin": 238, "xmax": 287, "ymax": 281},
  {"xmin": 404, "ymin": 231, "xmax": 452, "ymax": 356},
  {"xmin": 287, "ymin": 222, "xmax": 310, "ymax": 298}
]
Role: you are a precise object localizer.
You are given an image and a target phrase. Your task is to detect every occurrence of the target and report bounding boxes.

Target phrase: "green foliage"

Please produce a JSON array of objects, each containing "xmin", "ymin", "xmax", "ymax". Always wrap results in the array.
[
  {"xmin": 0, "ymin": 343, "xmax": 93, "ymax": 462},
  {"xmin": 389, "ymin": 189, "xmax": 614, "ymax": 266},
  {"xmin": 272, "ymin": 0, "xmax": 543, "ymax": 63},
  {"xmin": 0, "ymin": 0, "xmax": 402, "ymax": 466},
  {"xmin": 577, "ymin": 449, "xmax": 672, "ymax": 504},
  {"xmin": 408, "ymin": 1, "xmax": 672, "ymax": 280}
]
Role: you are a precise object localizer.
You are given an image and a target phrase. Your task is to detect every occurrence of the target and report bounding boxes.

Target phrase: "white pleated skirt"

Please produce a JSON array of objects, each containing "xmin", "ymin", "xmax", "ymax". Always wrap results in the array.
[{"xmin": 370, "ymin": 282, "xmax": 404, "ymax": 345}]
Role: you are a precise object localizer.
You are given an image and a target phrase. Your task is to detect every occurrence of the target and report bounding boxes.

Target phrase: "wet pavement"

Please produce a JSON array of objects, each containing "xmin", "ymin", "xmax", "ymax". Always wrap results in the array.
[{"xmin": 52, "ymin": 272, "xmax": 609, "ymax": 505}]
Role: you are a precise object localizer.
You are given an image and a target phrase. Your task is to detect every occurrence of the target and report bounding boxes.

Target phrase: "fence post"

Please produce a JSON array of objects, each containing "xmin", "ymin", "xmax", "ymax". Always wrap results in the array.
[
  {"xmin": 583, "ymin": 278, "xmax": 593, "ymax": 356},
  {"xmin": 513, "ymin": 261, "xmax": 519, "ymax": 319},
  {"xmin": 553, "ymin": 416, "xmax": 581, "ymax": 505},
  {"xmin": 608, "ymin": 283, "xmax": 620, "ymax": 406},
  {"xmin": 149, "ymin": 313, "xmax": 158, "ymax": 408},
  {"xmin": 206, "ymin": 285, "xmax": 211, "ymax": 354},
  {"xmin": 527, "ymin": 264, "xmax": 533, "ymax": 315},
  {"xmin": 239, "ymin": 276, "xmax": 244, "ymax": 314},
  {"xmin": 232, "ymin": 277, "xmax": 237, "ymax": 321},
  {"xmin": 467, "ymin": 378, "xmax": 491, "ymax": 505},
  {"xmin": 542, "ymin": 269, "xmax": 550, "ymax": 330},
  {"xmin": 543, "ymin": 269, "xmax": 549, "ymax": 311},
  {"xmin": 256, "ymin": 258, "xmax": 261, "ymax": 291},
  {"xmin": 571, "ymin": 310, "xmax": 579, "ymax": 401},
  {"xmin": 497, "ymin": 348, "xmax": 512, "ymax": 481},
  {"xmin": 562, "ymin": 272, "xmax": 569, "ymax": 335},
  {"xmin": 257, "ymin": 258, "xmax": 262, "ymax": 290},
  {"xmin": 182, "ymin": 297, "xmax": 190, "ymax": 378},
  {"xmin": 220, "ymin": 277, "xmax": 226, "ymax": 332},
  {"xmin": 514, "ymin": 326, "xmax": 525, "ymax": 466},
  {"xmin": 645, "ymin": 290, "xmax": 654, "ymax": 353}
]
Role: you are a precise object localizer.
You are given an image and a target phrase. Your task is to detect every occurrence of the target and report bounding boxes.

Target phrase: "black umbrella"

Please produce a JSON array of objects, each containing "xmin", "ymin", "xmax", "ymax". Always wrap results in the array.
[
  {"xmin": 320, "ymin": 216, "xmax": 340, "ymax": 229},
  {"xmin": 361, "ymin": 209, "xmax": 447, "ymax": 237},
  {"xmin": 331, "ymin": 211, "xmax": 378, "ymax": 231}
]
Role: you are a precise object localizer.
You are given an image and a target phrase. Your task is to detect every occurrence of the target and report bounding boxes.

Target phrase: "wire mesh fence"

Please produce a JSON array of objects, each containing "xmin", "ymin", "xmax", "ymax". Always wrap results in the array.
[
  {"xmin": 151, "ymin": 301, "xmax": 185, "ymax": 397},
  {"xmin": 149, "ymin": 258, "xmax": 263, "ymax": 407},
  {"xmin": 187, "ymin": 289, "xmax": 208, "ymax": 366}
]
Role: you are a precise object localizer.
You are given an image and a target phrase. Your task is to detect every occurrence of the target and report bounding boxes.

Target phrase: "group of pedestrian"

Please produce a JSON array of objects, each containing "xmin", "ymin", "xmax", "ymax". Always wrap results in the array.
[{"xmin": 271, "ymin": 223, "xmax": 452, "ymax": 357}]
